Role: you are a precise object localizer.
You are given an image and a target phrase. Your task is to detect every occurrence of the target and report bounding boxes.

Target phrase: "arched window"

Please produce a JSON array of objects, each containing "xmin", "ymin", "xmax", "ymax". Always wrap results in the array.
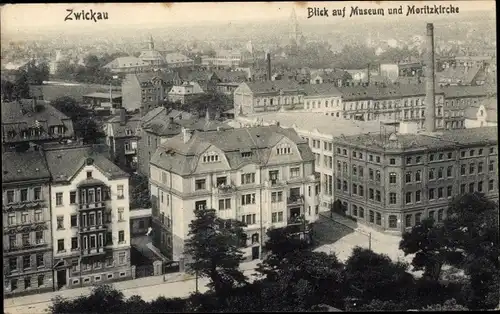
[{"xmin": 251, "ymin": 233, "xmax": 259, "ymax": 244}]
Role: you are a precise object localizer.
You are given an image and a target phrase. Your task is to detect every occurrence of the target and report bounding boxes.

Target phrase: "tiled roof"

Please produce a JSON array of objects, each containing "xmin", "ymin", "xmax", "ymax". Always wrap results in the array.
[
  {"xmin": 245, "ymin": 80, "xmax": 303, "ymax": 94},
  {"xmin": 107, "ymin": 114, "xmax": 142, "ymax": 138},
  {"xmin": 135, "ymin": 72, "xmax": 177, "ymax": 85},
  {"xmin": 139, "ymin": 50, "xmax": 165, "ymax": 63},
  {"xmin": 303, "ymin": 83, "xmax": 342, "ymax": 97},
  {"xmin": 441, "ymin": 85, "xmax": 496, "ymax": 99},
  {"xmin": 311, "ymin": 70, "xmax": 351, "ymax": 81},
  {"xmin": 437, "ymin": 66, "xmax": 482, "ymax": 84},
  {"xmin": 103, "ymin": 56, "xmax": 149, "ymax": 69},
  {"xmin": 339, "ymin": 126, "xmax": 498, "ymax": 151},
  {"xmin": 337, "ymin": 83, "xmax": 442, "ymax": 101},
  {"xmin": 164, "ymin": 53, "xmax": 193, "ymax": 64},
  {"xmin": 44, "ymin": 144, "xmax": 128, "ymax": 183},
  {"xmin": 213, "ymin": 70, "xmax": 248, "ymax": 83},
  {"xmin": 2, "ymin": 151, "xmax": 51, "ymax": 183},
  {"xmin": 141, "ymin": 107, "xmax": 194, "ymax": 136},
  {"xmin": 151, "ymin": 125, "xmax": 313, "ymax": 175},
  {"xmin": 237, "ymin": 112, "xmax": 382, "ymax": 137}
]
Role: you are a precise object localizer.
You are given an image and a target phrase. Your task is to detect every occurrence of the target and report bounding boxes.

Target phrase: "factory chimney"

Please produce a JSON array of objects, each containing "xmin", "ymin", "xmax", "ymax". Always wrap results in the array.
[
  {"xmin": 266, "ymin": 52, "xmax": 272, "ymax": 81},
  {"xmin": 424, "ymin": 23, "xmax": 436, "ymax": 133}
]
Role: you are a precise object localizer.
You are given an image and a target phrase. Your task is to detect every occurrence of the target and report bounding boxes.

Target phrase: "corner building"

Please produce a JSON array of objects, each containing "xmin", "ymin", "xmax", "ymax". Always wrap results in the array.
[
  {"xmin": 44, "ymin": 143, "xmax": 132, "ymax": 289},
  {"xmin": 149, "ymin": 126, "xmax": 320, "ymax": 262},
  {"xmin": 3, "ymin": 151, "xmax": 54, "ymax": 297},
  {"xmin": 333, "ymin": 125, "xmax": 498, "ymax": 235}
]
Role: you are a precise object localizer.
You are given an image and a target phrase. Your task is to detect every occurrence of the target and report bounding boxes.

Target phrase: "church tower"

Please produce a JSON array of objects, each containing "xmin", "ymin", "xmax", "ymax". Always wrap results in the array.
[
  {"xmin": 289, "ymin": 8, "xmax": 301, "ymax": 56},
  {"xmin": 148, "ymin": 35, "xmax": 155, "ymax": 50}
]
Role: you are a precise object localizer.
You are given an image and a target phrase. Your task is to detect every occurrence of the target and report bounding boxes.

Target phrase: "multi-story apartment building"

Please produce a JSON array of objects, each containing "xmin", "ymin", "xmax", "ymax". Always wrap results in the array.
[
  {"xmin": 44, "ymin": 143, "xmax": 132, "ymax": 290},
  {"xmin": 104, "ymin": 109, "xmax": 141, "ymax": 172},
  {"xmin": 302, "ymin": 84, "xmax": 343, "ymax": 116},
  {"xmin": 121, "ymin": 71, "xmax": 181, "ymax": 115},
  {"xmin": 149, "ymin": 126, "xmax": 320, "ymax": 262},
  {"xmin": 3, "ymin": 151, "xmax": 54, "ymax": 297},
  {"xmin": 201, "ymin": 50, "xmax": 243, "ymax": 68},
  {"xmin": 233, "ymin": 81, "xmax": 304, "ymax": 116},
  {"xmin": 235, "ymin": 112, "xmax": 382, "ymax": 213},
  {"xmin": 1, "ymin": 98, "xmax": 75, "ymax": 152},
  {"xmin": 333, "ymin": 124, "xmax": 498, "ymax": 235},
  {"xmin": 167, "ymin": 81, "xmax": 205, "ymax": 105},
  {"xmin": 137, "ymin": 107, "xmax": 230, "ymax": 177},
  {"xmin": 164, "ymin": 53, "xmax": 194, "ymax": 69}
]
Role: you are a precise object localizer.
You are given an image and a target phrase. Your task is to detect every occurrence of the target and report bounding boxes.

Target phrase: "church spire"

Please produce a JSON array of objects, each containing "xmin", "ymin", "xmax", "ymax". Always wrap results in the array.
[{"xmin": 149, "ymin": 35, "xmax": 154, "ymax": 50}]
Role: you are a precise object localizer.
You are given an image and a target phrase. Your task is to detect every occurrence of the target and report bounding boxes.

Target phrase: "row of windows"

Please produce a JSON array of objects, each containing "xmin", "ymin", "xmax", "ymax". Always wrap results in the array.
[
  {"xmin": 7, "ymin": 274, "xmax": 46, "ymax": 291},
  {"xmin": 405, "ymin": 147, "xmax": 496, "ymax": 165},
  {"xmin": 56, "ymin": 231, "xmax": 125, "ymax": 252},
  {"xmin": 256, "ymin": 96, "xmax": 301, "ymax": 106},
  {"xmin": 7, "ymin": 232, "xmax": 45, "ymax": 248},
  {"xmin": 6, "ymin": 210, "xmax": 45, "ymax": 226},
  {"xmin": 4, "ymin": 187, "xmax": 42, "ymax": 204},
  {"xmin": 304, "ymin": 98, "xmax": 341, "ymax": 109},
  {"xmin": 310, "ymin": 139, "xmax": 333, "ymax": 152},
  {"xmin": 8, "ymin": 254, "xmax": 45, "ymax": 272},
  {"xmin": 54, "ymin": 186, "xmax": 122, "ymax": 207}
]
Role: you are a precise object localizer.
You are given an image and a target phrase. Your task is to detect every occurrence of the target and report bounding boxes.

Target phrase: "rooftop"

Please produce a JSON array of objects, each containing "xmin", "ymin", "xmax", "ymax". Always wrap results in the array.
[
  {"xmin": 83, "ymin": 92, "xmax": 122, "ymax": 99},
  {"xmin": 245, "ymin": 80, "xmax": 303, "ymax": 94},
  {"xmin": 303, "ymin": 83, "xmax": 342, "ymax": 97},
  {"xmin": 103, "ymin": 56, "xmax": 149, "ymax": 69},
  {"xmin": 44, "ymin": 144, "xmax": 128, "ymax": 183},
  {"xmin": 2, "ymin": 151, "xmax": 51, "ymax": 183},
  {"xmin": 238, "ymin": 112, "xmax": 384, "ymax": 138}
]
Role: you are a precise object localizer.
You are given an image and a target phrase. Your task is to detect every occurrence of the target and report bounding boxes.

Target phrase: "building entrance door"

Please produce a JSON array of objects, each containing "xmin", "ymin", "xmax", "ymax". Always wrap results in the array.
[
  {"xmin": 252, "ymin": 246, "xmax": 260, "ymax": 260},
  {"xmin": 57, "ymin": 269, "xmax": 67, "ymax": 289}
]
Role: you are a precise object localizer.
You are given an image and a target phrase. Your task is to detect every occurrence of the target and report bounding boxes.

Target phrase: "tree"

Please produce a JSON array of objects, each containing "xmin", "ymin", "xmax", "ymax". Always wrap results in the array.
[
  {"xmin": 184, "ymin": 207, "xmax": 247, "ymax": 305},
  {"xmin": 51, "ymin": 96, "xmax": 88, "ymax": 120},
  {"xmin": 421, "ymin": 299, "xmax": 469, "ymax": 311},
  {"xmin": 1, "ymin": 79, "xmax": 14, "ymax": 101},
  {"xmin": 344, "ymin": 247, "xmax": 415, "ymax": 306},
  {"xmin": 129, "ymin": 173, "xmax": 152, "ymax": 209},
  {"xmin": 49, "ymin": 285, "xmax": 126, "ymax": 313},
  {"xmin": 185, "ymin": 93, "xmax": 231, "ymax": 118}
]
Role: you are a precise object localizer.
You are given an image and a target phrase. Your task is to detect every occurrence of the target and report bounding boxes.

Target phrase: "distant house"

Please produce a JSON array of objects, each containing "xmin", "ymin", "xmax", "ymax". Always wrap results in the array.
[
  {"xmin": 167, "ymin": 81, "xmax": 205, "ymax": 104},
  {"xmin": 121, "ymin": 71, "xmax": 181, "ymax": 115},
  {"xmin": 233, "ymin": 80, "xmax": 304, "ymax": 116},
  {"xmin": 177, "ymin": 70, "xmax": 221, "ymax": 93},
  {"xmin": 163, "ymin": 53, "xmax": 194, "ymax": 68},
  {"xmin": 104, "ymin": 109, "xmax": 141, "ymax": 171},
  {"xmin": 1, "ymin": 98, "xmax": 75, "ymax": 151},
  {"xmin": 436, "ymin": 65, "xmax": 487, "ymax": 86},
  {"xmin": 310, "ymin": 70, "xmax": 352, "ymax": 86},
  {"xmin": 103, "ymin": 56, "xmax": 150, "ymax": 74},
  {"xmin": 464, "ymin": 97, "xmax": 497, "ymax": 128}
]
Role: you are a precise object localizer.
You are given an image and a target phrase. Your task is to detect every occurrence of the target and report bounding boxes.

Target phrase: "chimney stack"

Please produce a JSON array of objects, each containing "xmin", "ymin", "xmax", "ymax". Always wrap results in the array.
[
  {"xmin": 424, "ymin": 23, "xmax": 436, "ymax": 133},
  {"xmin": 119, "ymin": 108, "xmax": 126, "ymax": 125},
  {"xmin": 266, "ymin": 52, "xmax": 272, "ymax": 81}
]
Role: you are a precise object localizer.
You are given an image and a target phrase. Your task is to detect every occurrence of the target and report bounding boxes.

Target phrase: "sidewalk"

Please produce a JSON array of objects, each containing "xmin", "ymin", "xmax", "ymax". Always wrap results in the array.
[{"xmin": 4, "ymin": 259, "xmax": 262, "ymax": 308}]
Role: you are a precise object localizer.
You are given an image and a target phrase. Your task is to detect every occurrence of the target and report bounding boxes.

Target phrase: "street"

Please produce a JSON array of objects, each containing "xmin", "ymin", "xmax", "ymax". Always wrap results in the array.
[{"xmin": 4, "ymin": 269, "xmax": 259, "ymax": 314}]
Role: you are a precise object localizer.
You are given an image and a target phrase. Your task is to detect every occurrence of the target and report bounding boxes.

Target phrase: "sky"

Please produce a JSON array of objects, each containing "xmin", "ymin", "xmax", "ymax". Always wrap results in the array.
[{"xmin": 1, "ymin": 1, "xmax": 495, "ymax": 36}]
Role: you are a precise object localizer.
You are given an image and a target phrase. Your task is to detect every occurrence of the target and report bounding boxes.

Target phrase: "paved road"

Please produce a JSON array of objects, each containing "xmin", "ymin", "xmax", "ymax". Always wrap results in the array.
[{"xmin": 4, "ymin": 269, "xmax": 259, "ymax": 314}]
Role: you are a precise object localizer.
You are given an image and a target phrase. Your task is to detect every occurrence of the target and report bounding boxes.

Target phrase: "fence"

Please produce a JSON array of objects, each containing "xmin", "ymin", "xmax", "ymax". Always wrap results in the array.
[{"xmin": 135, "ymin": 264, "xmax": 154, "ymax": 278}]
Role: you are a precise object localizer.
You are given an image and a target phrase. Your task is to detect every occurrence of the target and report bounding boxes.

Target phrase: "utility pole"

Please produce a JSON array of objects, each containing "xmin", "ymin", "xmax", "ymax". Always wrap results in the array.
[{"xmin": 369, "ymin": 232, "xmax": 372, "ymax": 250}]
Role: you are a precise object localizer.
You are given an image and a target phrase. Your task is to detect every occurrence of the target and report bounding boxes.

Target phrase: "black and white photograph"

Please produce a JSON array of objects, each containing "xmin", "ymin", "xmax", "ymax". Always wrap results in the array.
[{"xmin": 1, "ymin": 1, "xmax": 498, "ymax": 312}]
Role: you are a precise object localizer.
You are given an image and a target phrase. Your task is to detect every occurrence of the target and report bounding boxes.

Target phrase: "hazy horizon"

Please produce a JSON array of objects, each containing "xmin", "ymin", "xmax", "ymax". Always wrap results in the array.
[{"xmin": 1, "ymin": 1, "xmax": 495, "ymax": 40}]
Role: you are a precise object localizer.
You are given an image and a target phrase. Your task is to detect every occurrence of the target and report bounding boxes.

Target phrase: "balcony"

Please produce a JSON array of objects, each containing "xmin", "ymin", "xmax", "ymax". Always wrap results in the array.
[
  {"xmin": 287, "ymin": 195, "xmax": 304, "ymax": 207},
  {"xmin": 124, "ymin": 148, "xmax": 137, "ymax": 155},
  {"xmin": 79, "ymin": 224, "xmax": 108, "ymax": 233},
  {"xmin": 216, "ymin": 184, "xmax": 236, "ymax": 194},
  {"xmin": 4, "ymin": 241, "xmax": 49, "ymax": 254},
  {"xmin": 288, "ymin": 214, "xmax": 308, "ymax": 226},
  {"xmin": 81, "ymin": 247, "xmax": 108, "ymax": 257},
  {"xmin": 78, "ymin": 201, "xmax": 106, "ymax": 211},
  {"xmin": 3, "ymin": 199, "xmax": 47, "ymax": 211}
]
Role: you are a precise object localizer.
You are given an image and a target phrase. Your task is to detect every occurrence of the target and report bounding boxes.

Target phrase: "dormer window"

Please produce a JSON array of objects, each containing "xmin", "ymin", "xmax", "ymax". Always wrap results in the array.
[
  {"xmin": 276, "ymin": 144, "xmax": 291, "ymax": 155},
  {"xmin": 125, "ymin": 129, "xmax": 133, "ymax": 136},
  {"xmin": 86, "ymin": 171, "xmax": 92, "ymax": 179},
  {"xmin": 202, "ymin": 152, "xmax": 220, "ymax": 163},
  {"xmin": 241, "ymin": 152, "xmax": 252, "ymax": 158}
]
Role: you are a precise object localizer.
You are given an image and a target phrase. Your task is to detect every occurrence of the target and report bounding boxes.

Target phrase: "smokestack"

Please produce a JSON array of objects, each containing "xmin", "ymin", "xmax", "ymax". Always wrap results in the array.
[
  {"xmin": 367, "ymin": 63, "xmax": 370, "ymax": 86},
  {"xmin": 424, "ymin": 23, "xmax": 436, "ymax": 133},
  {"xmin": 266, "ymin": 52, "xmax": 272, "ymax": 81}
]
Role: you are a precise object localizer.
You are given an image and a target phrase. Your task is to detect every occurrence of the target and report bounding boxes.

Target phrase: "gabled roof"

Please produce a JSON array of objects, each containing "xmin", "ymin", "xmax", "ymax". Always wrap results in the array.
[
  {"xmin": 164, "ymin": 53, "xmax": 193, "ymax": 64},
  {"xmin": 437, "ymin": 66, "xmax": 482, "ymax": 84},
  {"xmin": 44, "ymin": 144, "xmax": 128, "ymax": 183},
  {"xmin": 151, "ymin": 125, "xmax": 313, "ymax": 175},
  {"xmin": 135, "ymin": 71, "xmax": 178, "ymax": 85},
  {"xmin": 141, "ymin": 107, "xmax": 194, "ymax": 136},
  {"xmin": 2, "ymin": 151, "xmax": 51, "ymax": 183},
  {"xmin": 107, "ymin": 114, "xmax": 142, "ymax": 138},
  {"xmin": 245, "ymin": 80, "xmax": 303, "ymax": 94},
  {"xmin": 103, "ymin": 56, "xmax": 149, "ymax": 69}
]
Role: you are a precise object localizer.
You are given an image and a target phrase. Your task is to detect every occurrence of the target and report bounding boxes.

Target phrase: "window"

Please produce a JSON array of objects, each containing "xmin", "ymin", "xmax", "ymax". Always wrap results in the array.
[
  {"xmin": 389, "ymin": 193, "xmax": 397, "ymax": 204},
  {"xmin": 447, "ymin": 152, "xmax": 453, "ymax": 159},
  {"xmin": 352, "ymin": 205, "xmax": 358, "ymax": 216},
  {"xmin": 89, "ymin": 213, "xmax": 95, "ymax": 226},
  {"xmin": 35, "ymin": 231, "xmax": 43, "ymax": 244},
  {"xmin": 359, "ymin": 166, "xmax": 364, "ymax": 177},
  {"xmin": 489, "ymin": 161, "xmax": 495, "ymax": 172},
  {"xmin": 241, "ymin": 193, "xmax": 256, "ymax": 205},
  {"xmin": 369, "ymin": 210, "xmax": 375, "ymax": 223},
  {"xmin": 276, "ymin": 143, "xmax": 291, "ymax": 155},
  {"xmin": 375, "ymin": 213, "xmax": 382, "ymax": 225},
  {"xmin": 352, "ymin": 165, "xmax": 357, "ymax": 176},
  {"xmin": 9, "ymin": 235, "xmax": 16, "ymax": 248},
  {"xmin": 369, "ymin": 155, "xmax": 373, "ymax": 162},
  {"xmin": 22, "ymin": 233, "xmax": 30, "ymax": 246},
  {"xmin": 478, "ymin": 162, "xmax": 484, "ymax": 174},
  {"xmin": 415, "ymin": 170, "xmax": 421, "ymax": 182},
  {"xmin": 118, "ymin": 231, "xmax": 125, "ymax": 243},
  {"xmin": 415, "ymin": 213, "xmax": 422, "ymax": 225},
  {"xmin": 56, "ymin": 192, "xmax": 63, "ymax": 206},
  {"xmin": 195, "ymin": 179, "xmax": 206, "ymax": 190},
  {"xmin": 416, "ymin": 156, "xmax": 422, "ymax": 163},
  {"xmin": 343, "ymin": 181, "xmax": 348, "ymax": 192},
  {"xmin": 359, "ymin": 185, "xmax": 364, "ymax": 196},
  {"xmin": 461, "ymin": 151, "xmax": 466, "ymax": 158},
  {"xmin": 478, "ymin": 181, "xmax": 483, "ymax": 192},
  {"xmin": 405, "ymin": 172, "xmax": 412, "ymax": 183},
  {"xmin": 57, "ymin": 216, "xmax": 64, "ymax": 229},
  {"xmin": 117, "ymin": 185, "xmax": 124, "ymax": 199},
  {"xmin": 10, "ymin": 257, "xmax": 18, "ymax": 271},
  {"xmin": 470, "ymin": 150, "xmax": 475, "ymax": 157},
  {"xmin": 429, "ymin": 154, "xmax": 434, "ymax": 162},
  {"xmin": 389, "ymin": 173, "xmax": 397, "ymax": 184},
  {"xmin": 290, "ymin": 167, "xmax": 300, "ymax": 178},
  {"xmin": 438, "ymin": 187, "xmax": 444, "ymax": 198},
  {"xmin": 375, "ymin": 170, "xmax": 381, "ymax": 182},
  {"xmin": 489, "ymin": 179, "xmax": 495, "ymax": 191},
  {"xmin": 34, "ymin": 187, "xmax": 41, "ymax": 200},
  {"xmin": 20, "ymin": 189, "xmax": 28, "ymax": 202},
  {"xmin": 415, "ymin": 190, "xmax": 421, "ymax": 203},
  {"xmin": 352, "ymin": 184, "xmax": 357, "ymax": 195},
  {"xmin": 336, "ymin": 161, "xmax": 341, "ymax": 172},
  {"xmin": 389, "ymin": 158, "xmax": 396, "ymax": 165},
  {"xmin": 447, "ymin": 186, "xmax": 453, "ymax": 198},
  {"xmin": 405, "ymin": 214, "xmax": 412, "ymax": 227},
  {"xmin": 90, "ymin": 235, "xmax": 97, "ymax": 248},
  {"xmin": 376, "ymin": 156, "xmax": 380, "ymax": 163},
  {"xmin": 6, "ymin": 190, "xmax": 15, "ymax": 203},
  {"xmin": 376, "ymin": 190, "xmax": 381, "ymax": 202},
  {"xmin": 242, "ymin": 214, "xmax": 257, "ymax": 225},
  {"xmin": 438, "ymin": 153, "xmax": 444, "ymax": 160},
  {"xmin": 24, "ymin": 277, "xmax": 31, "ymax": 289},
  {"xmin": 437, "ymin": 209, "xmax": 444, "ymax": 222},
  {"xmin": 469, "ymin": 163, "xmax": 475, "ymax": 174},
  {"xmin": 34, "ymin": 210, "xmax": 42, "ymax": 222},
  {"xmin": 118, "ymin": 252, "xmax": 126, "ymax": 265},
  {"xmin": 118, "ymin": 208, "xmax": 124, "ymax": 221},
  {"xmin": 406, "ymin": 192, "xmax": 412, "ymax": 204},
  {"xmin": 57, "ymin": 239, "xmax": 64, "ymax": 252},
  {"xmin": 218, "ymin": 198, "xmax": 231, "ymax": 210},
  {"xmin": 369, "ymin": 188, "xmax": 374, "ymax": 200},
  {"xmin": 460, "ymin": 184, "xmax": 466, "ymax": 194},
  {"xmin": 406, "ymin": 157, "xmax": 412, "ymax": 164},
  {"xmin": 369, "ymin": 169, "xmax": 374, "ymax": 180},
  {"xmin": 71, "ymin": 237, "xmax": 78, "ymax": 250},
  {"xmin": 438, "ymin": 167, "xmax": 443, "ymax": 179},
  {"xmin": 241, "ymin": 173, "xmax": 255, "ymax": 184},
  {"xmin": 271, "ymin": 191, "xmax": 283, "ymax": 203},
  {"xmin": 479, "ymin": 149, "xmax": 483, "ymax": 155},
  {"xmin": 86, "ymin": 171, "xmax": 92, "ymax": 179},
  {"xmin": 461, "ymin": 164, "xmax": 466, "ymax": 175}
]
